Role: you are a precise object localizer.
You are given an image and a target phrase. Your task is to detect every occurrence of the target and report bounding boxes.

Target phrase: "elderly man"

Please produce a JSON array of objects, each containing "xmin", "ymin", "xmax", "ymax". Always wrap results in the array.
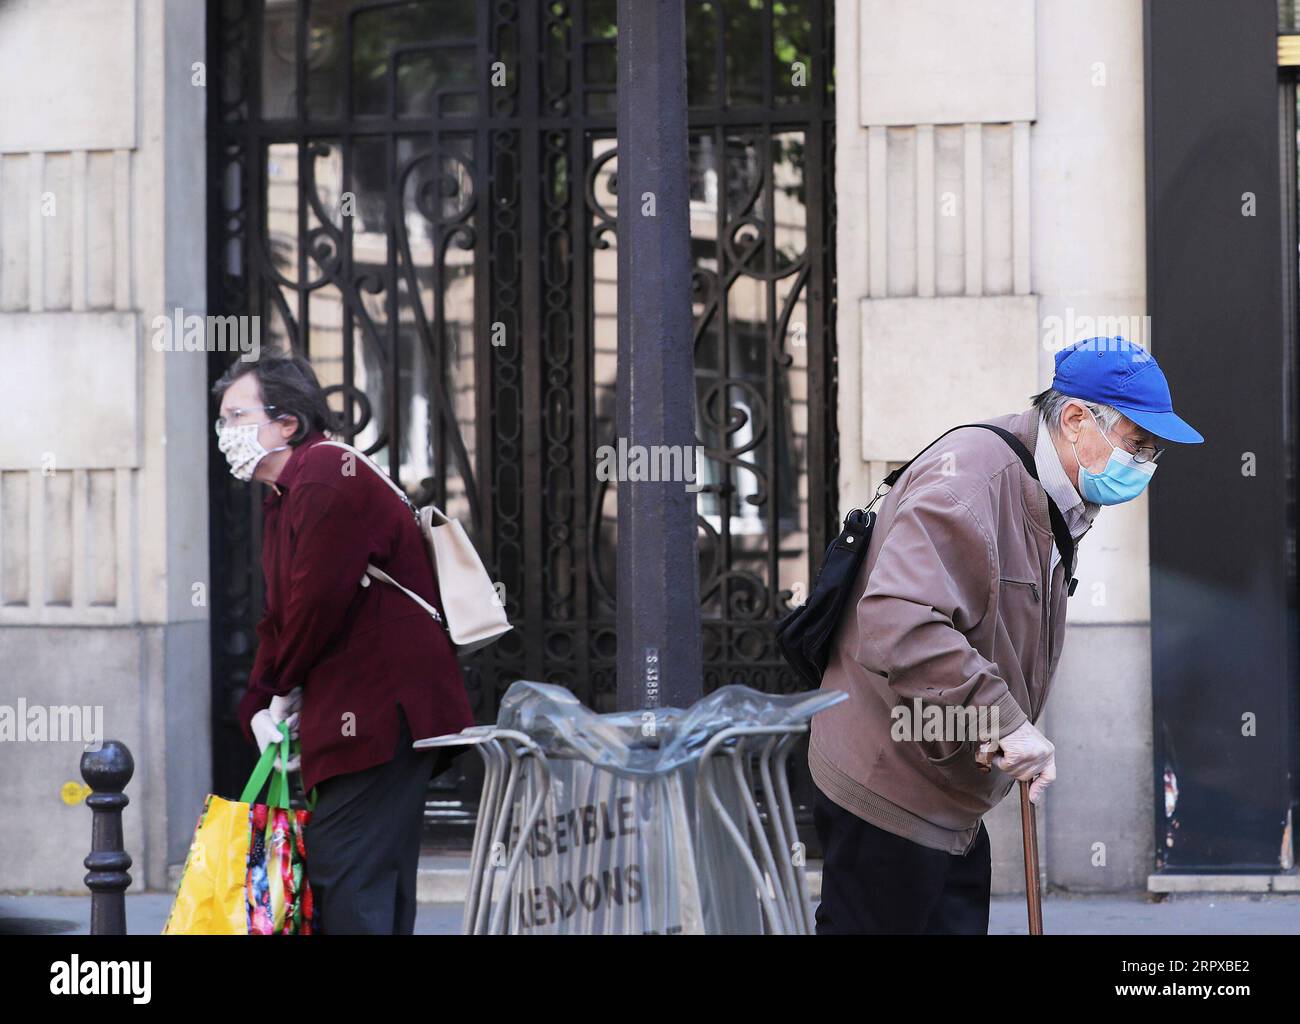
[{"xmin": 808, "ymin": 337, "xmax": 1203, "ymax": 934}]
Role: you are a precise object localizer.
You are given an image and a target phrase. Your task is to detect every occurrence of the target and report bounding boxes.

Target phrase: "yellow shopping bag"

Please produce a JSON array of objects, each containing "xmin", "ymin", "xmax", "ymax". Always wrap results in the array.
[{"xmin": 164, "ymin": 723, "xmax": 318, "ymax": 934}]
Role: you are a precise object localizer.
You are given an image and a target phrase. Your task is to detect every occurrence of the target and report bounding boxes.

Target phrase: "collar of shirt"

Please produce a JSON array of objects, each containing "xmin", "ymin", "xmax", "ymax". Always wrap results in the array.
[
  {"xmin": 1034, "ymin": 413, "xmax": 1099, "ymax": 542},
  {"xmin": 262, "ymin": 429, "xmax": 327, "ymax": 504}
]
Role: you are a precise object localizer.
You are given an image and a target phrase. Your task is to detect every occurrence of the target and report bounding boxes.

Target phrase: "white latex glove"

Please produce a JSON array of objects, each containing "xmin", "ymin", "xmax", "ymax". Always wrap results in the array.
[
  {"xmin": 983, "ymin": 720, "xmax": 1055, "ymax": 804},
  {"xmin": 250, "ymin": 708, "xmax": 301, "ymax": 772},
  {"xmin": 268, "ymin": 687, "xmax": 302, "ymax": 739},
  {"xmin": 251, "ymin": 708, "xmax": 282, "ymax": 753}
]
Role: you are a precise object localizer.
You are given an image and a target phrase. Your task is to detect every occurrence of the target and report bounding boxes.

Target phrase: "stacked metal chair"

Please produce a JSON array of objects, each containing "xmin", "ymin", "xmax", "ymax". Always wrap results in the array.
[{"xmin": 417, "ymin": 682, "xmax": 846, "ymax": 935}]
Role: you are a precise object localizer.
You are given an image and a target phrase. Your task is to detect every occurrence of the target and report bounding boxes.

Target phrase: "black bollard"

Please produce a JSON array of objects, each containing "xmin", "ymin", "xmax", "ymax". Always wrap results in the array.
[{"xmin": 80, "ymin": 741, "xmax": 134, "ymax": 935}]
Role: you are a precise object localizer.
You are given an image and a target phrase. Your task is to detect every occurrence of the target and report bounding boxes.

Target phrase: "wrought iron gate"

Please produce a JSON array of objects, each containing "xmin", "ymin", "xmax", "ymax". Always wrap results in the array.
[{"xmin": 207, "ymin": 0, "xmax": 837, "ymax": 843}]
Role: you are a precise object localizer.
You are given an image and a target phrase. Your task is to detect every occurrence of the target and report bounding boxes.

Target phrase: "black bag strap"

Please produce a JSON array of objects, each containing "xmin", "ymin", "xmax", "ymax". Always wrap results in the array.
[{"xmin": 870, "ymin": 422, "xmax": 1077, "ymax": 595}]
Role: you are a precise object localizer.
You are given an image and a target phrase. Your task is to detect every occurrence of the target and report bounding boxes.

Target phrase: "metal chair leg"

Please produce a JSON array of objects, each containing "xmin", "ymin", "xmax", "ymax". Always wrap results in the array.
[
  {"xmin": 697, "ymin": 731, "xmax": 787, "ymax": 934},
  {"xmin": 489, "ymin": 744, "xmax": 551, "ymax": 935}
]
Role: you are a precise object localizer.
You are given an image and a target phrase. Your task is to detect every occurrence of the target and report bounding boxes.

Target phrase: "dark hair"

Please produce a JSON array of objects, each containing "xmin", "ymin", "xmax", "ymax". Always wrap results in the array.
[{"xmin": 211, "ymin": 353, "xmax": 336, "ymax": 445}]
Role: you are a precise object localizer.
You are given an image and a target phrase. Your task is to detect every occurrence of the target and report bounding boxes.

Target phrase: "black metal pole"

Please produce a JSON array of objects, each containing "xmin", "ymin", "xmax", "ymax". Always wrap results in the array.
[
  {"xmin": 81, "ymin": 741, "xmax": 134, "ymax": 935},
  {"xmin": 615, "ymin": 0, "xmax": 702, "ymax": 710}
]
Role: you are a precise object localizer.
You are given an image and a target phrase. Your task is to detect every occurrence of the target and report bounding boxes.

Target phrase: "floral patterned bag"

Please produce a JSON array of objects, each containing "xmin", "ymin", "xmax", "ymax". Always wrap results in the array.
[{"xmin": 164, "ymin": 723, "xmax": 319, "ymax": 935}]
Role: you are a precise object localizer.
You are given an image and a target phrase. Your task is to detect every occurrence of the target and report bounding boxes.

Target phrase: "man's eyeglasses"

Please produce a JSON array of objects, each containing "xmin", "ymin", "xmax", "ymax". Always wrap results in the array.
[
  {"xmin": 1085, "ymin": 404, "xmax": 1164, "ymax": 464},
  {"xmin": 214, "ymin": 405, "xmax": 279, "ymax": 436},
  {"xmin": 1115, "ymin": 434, "xmax": 1164, "ymax": 465}
]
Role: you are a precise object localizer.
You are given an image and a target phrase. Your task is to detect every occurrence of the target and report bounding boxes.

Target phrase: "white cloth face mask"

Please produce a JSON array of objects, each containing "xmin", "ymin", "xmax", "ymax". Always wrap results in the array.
[{"xmin": 217, "ymin": 423, "xmax": 289, "ymax": 481}]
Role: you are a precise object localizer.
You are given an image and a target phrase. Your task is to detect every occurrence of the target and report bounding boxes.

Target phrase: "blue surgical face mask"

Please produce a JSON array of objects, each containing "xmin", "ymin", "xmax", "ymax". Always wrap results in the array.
[{"xmin": 1071, "ymin": 408, "xmax": 1156, "ymax": 505}]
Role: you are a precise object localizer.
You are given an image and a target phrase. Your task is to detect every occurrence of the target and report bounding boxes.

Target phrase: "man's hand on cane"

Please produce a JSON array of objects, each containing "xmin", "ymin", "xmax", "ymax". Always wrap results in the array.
[{"xmin": 976, "ymin": 720, "xmax": 1055, "ymax": 804}]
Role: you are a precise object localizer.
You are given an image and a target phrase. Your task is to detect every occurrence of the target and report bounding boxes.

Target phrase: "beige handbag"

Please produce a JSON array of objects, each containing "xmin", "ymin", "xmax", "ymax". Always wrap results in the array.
[{"xmin": 313, "ymin": 440, "xmax": 513, "ymax": 654}]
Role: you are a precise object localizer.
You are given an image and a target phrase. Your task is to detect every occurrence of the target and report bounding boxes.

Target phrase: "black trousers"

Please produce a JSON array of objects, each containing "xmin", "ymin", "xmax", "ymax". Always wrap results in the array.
[
  {"xmin": 302, "ymin": 707, "xmax": 436, "ymax": 935},
  {"xmin": 812, "ymin": 786, "xmax": 991, "ymax": 935}
]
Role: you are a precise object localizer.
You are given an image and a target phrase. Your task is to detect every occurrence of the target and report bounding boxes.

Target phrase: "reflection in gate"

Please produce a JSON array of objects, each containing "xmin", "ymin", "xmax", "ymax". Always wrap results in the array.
[{"xmin": 207, "ymin": 0, "xmax": 837, "ymax": 842}]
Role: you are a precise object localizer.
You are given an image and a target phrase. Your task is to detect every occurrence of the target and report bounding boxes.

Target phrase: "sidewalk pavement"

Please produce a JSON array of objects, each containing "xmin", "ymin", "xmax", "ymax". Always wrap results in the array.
[{"xmin": 4, "ymin": 889, "xmax": 1299, "ymax": 935}]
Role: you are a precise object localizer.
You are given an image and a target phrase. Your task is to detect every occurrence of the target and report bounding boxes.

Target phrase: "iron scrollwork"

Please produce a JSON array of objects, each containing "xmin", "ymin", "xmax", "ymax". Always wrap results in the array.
[{"xmin": 207, "ymin": 0, "xmax": 837, "ymax": 840}]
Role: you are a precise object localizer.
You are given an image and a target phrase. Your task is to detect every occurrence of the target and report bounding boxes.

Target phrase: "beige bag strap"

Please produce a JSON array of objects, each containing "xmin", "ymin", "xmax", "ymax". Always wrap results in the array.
[
  {"xmin": 311, "ymin": 439, "xmax": 446, "ymax": 623},
  {"xmin": 360, "ymin": 564, "xmax": 442, "ymax": 623},
  {"xmin": 311, "ymin": 440, "xmax": 448, "ymax": 522}
]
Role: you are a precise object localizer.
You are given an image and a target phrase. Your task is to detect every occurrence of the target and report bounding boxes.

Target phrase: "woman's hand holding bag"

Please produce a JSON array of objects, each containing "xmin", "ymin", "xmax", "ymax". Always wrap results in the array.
[
  {"xmin": 163, "ymin": 720, "xmax": 319, "ymax": 934},
  {"xmin": 252, "ymin": 686, "xmax": 303, "ymax": 769}
]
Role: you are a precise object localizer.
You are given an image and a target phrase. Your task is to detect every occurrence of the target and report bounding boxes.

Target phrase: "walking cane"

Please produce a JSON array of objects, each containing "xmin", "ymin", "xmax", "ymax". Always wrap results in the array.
[
  {"xmin": 1018, "ymin": 779, "xmax": 1043, "ymax": 935},
  {"xmin": 976, "ymin": 745, "xmax": 1044, "ymax": 935}
]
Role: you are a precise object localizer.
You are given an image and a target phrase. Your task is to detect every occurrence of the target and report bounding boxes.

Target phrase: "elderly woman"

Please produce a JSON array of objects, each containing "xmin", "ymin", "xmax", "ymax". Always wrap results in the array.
[{"xmin": 212, "ymin": 353, "xmax": 474, "ymax": 934}]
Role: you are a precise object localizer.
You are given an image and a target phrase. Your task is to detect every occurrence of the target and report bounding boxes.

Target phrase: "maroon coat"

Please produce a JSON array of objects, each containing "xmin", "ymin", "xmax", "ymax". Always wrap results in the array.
[{"xmin": 236, "ymin": 429, "xmax": 476, "ymax": 792}]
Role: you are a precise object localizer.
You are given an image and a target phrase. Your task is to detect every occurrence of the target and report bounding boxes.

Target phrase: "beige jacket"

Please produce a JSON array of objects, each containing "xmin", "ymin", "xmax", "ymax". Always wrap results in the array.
[{"xmin": 807, "ymin": 409, "xmax": 1081, "ymax": 854}]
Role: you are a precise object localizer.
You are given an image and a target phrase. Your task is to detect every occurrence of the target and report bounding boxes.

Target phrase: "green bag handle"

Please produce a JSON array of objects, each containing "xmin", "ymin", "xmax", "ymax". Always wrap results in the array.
[
  {"xmin": 239, "ymin": 721, "xmax": 318, "ymax": 812},
  {"xmin": 240, "ymin": 723, "xmax": 287, "ymax": 806}
]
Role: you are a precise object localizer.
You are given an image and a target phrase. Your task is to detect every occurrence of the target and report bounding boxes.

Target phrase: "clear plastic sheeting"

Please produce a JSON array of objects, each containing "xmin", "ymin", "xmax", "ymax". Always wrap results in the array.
[
  {"xmin": 417, "ymin": 681, "xmax": 847, "ymax": 935},
  {"xmin": 507, "ymin": 759, "xmax": 705, "ymax": 934}
]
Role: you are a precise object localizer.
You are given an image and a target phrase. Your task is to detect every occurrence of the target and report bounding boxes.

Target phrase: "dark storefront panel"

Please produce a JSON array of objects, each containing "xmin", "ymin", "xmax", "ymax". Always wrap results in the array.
[{"xmin": 1145, "ymin": 0, "xmax": 1298, "ymax": 870}]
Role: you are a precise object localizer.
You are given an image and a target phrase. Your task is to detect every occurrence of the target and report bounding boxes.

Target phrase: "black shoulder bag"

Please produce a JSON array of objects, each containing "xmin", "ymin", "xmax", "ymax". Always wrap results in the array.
[{"xmin": 776, "ymin": 422, "xmax": 1077, "ymax": 688}]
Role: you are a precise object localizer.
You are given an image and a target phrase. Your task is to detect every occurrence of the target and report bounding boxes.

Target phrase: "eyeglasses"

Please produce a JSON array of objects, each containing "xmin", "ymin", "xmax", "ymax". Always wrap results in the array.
[
  {"xmin": 1081, "ymin": 402, "xmax": 1164, "ymax": 465},
  {"xmin": 1105, "ymin": 426, "xmax": 1163, "ymax": 464},
  {"xmin": 1124, "ymin": 441, "xmax": 1164, "ymax": 465},
  {"xmin": 214, "ymin": 405, "xmax": 279, "ymax": 436},
  {"xmin": 1096, "ymin": 417, "xmax": 1164, "ymax": 464}
]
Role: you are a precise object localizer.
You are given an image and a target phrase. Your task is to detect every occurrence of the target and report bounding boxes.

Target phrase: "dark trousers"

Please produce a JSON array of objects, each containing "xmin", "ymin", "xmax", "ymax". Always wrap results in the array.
[
  {"xmin": 302, "ymin": 707, "xmax": 436, "ymax": 935},
  {"xmin": 812, "ymin": 786, "xmax": 991, "ymax": 935}
]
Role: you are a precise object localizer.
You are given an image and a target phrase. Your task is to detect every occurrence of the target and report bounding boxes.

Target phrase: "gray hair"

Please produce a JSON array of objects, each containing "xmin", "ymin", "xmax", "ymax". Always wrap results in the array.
[{"xmin": 1030, "ymin": 388, "xmax": 1123, "ymax": 434}]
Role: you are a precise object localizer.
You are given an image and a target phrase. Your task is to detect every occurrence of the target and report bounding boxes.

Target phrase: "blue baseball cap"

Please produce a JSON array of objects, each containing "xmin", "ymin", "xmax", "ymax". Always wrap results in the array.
[{"xmin": 1051, "ymin": 337, "xmax": 1204, "ymax": 444}]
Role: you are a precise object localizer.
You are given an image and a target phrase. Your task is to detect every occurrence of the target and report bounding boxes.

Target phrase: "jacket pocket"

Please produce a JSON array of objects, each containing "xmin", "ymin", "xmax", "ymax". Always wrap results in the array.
[
  {"xmin": 930, "ymin": 740, "xmax": 1007, "ymax": 804},
  {"xmin": 999, "ymin": 575, "xmax": 1040, "ymax": 602},
  {"xmin": 894, "ymin": 697, "xmax": 967, "ymax": 765},
  {"xmin": 997, "ymin": 574, "xmax": 1044, "ymax": 722},
  {"xmin": 924, "ymin": 737, "xmax": 968, "ymax": 766}
]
